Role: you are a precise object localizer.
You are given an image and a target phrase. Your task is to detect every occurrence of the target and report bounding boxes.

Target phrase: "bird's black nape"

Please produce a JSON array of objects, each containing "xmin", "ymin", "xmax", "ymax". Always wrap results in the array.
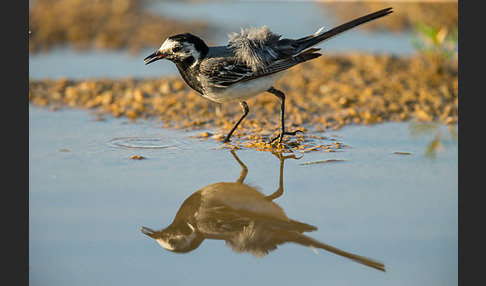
[{"xmin": 169, "ymin": 33, "xmax": 209, "ymax": 57}]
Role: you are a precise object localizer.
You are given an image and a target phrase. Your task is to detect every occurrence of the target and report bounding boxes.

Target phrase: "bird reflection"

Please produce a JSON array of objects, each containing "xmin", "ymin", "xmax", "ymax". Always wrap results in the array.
[{"xmin": 141, "ymin": 151, "xmax": 385, "ymax": 271}]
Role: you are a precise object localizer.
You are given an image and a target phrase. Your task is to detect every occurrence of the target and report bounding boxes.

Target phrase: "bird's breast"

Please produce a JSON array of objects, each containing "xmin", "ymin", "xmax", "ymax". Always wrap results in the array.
[{"xmin": 202, "ymin": 72, "xmax": 285, "ymax": 103}]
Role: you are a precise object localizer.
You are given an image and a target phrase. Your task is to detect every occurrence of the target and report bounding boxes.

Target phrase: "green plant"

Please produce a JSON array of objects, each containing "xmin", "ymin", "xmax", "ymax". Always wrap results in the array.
[
  {"xmin": 409, "ymin": 122, "xmax": 457, "ymax": 160},
  {"xmin": 412, "ymin": 22, "xmax": 458, "ymax": 73}
]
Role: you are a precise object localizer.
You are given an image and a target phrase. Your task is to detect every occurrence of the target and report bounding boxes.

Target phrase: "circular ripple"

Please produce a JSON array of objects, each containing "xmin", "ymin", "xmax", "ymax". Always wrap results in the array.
[{"xmin": 106, "ymin": 136, "xmax": 179, "ymax": 150}]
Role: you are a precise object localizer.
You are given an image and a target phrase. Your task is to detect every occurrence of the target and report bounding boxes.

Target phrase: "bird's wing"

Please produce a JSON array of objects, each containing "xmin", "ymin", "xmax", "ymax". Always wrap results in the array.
[
  {"xmin": 201, "ymin": 59, "xmax": 255, "ymax": 87},
  {"xmin": 238, "ymin": 49, "xmax": 321, "ymax": 84},
  {"xmin": 201, "ymin": 50, "xmax": 321, "ymax": 88},
  {"xmin": 258, "ymin": 49, "xmax": 321, "ymax": 74}
]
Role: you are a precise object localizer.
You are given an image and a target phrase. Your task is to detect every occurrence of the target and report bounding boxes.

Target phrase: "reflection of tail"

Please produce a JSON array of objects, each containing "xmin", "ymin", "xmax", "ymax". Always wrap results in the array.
[{"xmin": 290, "ymin": 233, "xmax": 386, "ymax": 272}]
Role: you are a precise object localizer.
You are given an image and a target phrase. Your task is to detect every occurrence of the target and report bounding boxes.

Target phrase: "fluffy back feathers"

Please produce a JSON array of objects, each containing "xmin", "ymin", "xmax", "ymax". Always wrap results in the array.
[{"xmin": 228, "ymin": 26, "xmax": 282, "ymax": 72}]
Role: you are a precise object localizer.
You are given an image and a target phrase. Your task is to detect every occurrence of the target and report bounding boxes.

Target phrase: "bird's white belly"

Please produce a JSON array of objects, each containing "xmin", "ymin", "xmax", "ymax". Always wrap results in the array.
[{"xmin": 202, "ymin": 72, "xmax": 285, "ymax": 103}]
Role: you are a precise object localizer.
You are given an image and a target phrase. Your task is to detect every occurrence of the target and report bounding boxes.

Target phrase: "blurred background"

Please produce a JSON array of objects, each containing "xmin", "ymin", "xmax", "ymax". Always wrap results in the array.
[{"xmin": 29, "ymin": 0, "xmax": 458, "ymax": 79}]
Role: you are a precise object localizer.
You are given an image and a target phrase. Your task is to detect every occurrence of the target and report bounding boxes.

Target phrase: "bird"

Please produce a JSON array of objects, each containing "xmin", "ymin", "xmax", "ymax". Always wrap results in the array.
[
  {"xmin": 141, "ymin": 150, "xmax": 386, "ymax": 271},
  {"xmin": 144, "ymin": 7, "xmax": 393, "ymax": 143}
]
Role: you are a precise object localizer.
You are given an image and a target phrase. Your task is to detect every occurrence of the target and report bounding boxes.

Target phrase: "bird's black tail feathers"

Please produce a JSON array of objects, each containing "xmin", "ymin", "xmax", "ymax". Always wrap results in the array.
[{"xmin": 298, "ymin": 7, "xmax": 393, "ymax": 51}]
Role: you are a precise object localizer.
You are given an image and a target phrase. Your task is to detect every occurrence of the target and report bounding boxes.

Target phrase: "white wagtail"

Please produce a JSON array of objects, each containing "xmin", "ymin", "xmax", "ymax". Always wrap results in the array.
[
  {"xmin": 141, "ymin": 150, "xmax": 385, "ymax": 271},
  {"xmin": 144, "ymin": 7, "xmax": 393, "ymax": 143}
]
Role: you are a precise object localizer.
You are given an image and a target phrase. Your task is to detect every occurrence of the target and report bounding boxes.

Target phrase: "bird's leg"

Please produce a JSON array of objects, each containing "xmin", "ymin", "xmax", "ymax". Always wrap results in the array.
[
  {"xmin": 265, "ymin": 152, "xmax": 302, "ymax": 201},
  {"xmin": 223, "ymin": 101, "xmax": 249, "ymax": 143},
  {"xmin": 267, "ymin": 87, "xmax": 303, "ymax": 144},
  {"xmin": 230, "ymin": 150, "xmax": 248, "ymax": 184}
]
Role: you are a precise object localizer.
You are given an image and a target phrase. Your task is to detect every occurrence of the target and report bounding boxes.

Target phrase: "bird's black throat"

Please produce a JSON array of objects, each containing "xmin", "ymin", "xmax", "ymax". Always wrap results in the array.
[{"xmin": 173, "ymin": 56, "xmax": 205, "ymax": 95}]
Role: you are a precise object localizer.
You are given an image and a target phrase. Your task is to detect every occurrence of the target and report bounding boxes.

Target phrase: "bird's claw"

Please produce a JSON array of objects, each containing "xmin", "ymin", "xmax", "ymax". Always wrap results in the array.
[
  {"xmin": 269, "ymin": 129, "xmax": 304, "ymax": 144},
  {"xmin": 222, "ymin": 137, "xmax": 231, "ymax": 143}
]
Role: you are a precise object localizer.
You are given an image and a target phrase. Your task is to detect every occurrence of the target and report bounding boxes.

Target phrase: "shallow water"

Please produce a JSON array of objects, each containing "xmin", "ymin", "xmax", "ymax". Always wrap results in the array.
[{"xmin": 29, "ymin": 105, "xmax": 457, "ymax": 285}]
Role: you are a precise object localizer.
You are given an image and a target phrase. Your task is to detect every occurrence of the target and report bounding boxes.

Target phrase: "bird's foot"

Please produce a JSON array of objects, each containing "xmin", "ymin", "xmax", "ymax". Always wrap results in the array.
[
  {"xmin": 270, "ymin": 150, "xmax": 303, "ymax": 160},
  {"xmin": 269, "ymin": 129, "xmax": 304, "ymax": 144},
  {"xmin": 222, "ymin": 136, "xmax": 231, "ymax": 143}
]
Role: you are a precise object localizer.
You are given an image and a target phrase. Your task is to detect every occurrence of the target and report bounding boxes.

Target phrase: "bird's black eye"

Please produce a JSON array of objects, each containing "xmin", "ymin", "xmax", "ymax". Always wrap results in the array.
[{"xmin": 172, "ymin": 46, "xmax": 181, "ymax": 53}]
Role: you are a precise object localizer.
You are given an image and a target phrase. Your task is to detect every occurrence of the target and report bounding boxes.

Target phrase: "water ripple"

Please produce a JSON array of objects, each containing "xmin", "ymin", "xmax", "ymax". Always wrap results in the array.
[{"xmin": 106, "ymin": 136, "xmax": 181, "ymax": 150}]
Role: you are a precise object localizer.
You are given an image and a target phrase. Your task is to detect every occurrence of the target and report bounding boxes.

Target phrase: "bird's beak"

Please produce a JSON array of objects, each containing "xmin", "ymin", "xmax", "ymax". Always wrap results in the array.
[
  {"xmin": 141, "ymin": 226, "xmax": 157, "ymax": 238},
  {"xmin": 144, "ymin": 51, "xmax": 167, "ymax": 65}
]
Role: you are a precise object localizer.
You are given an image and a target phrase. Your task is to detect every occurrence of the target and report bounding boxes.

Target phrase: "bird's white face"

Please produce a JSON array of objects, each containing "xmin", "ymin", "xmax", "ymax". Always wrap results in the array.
[
  {"xmin": 155, "ymin": 237, "xmax": 176, "ymax": 251},
  {"xmin": 153, "ymin": 223, "xmax": 198, "ymax": 252},
  {"xmin": 158, "ymin": 38, "xmax": 201, "ymax": 62},
  {"xmin": 144, "ymin": 33, "xmax": 208, "ymax": 66}
]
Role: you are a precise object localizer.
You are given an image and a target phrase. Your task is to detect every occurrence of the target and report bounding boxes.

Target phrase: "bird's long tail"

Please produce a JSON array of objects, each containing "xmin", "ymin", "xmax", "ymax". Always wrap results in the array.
[
  {"xmin": 289, "ymin": 232, "xmax": 386, "ymax": 272},
  {"xmin": 298, "ymin": 7, "xmax": 393, "ymax": 51}
]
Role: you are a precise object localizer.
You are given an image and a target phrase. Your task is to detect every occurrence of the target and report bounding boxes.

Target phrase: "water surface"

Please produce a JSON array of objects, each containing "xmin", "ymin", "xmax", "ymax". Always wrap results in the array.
[{"xmin": 29, "ymin": 105, "xmax": 457, "ymax": 285}]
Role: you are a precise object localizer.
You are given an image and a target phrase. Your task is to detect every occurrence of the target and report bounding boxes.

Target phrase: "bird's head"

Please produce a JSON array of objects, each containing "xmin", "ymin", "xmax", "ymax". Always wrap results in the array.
[
  {"xmin": 144, "ymin": 33, "xmax": 209, "ymax": 65},
  {"xmin": 141, "ymin": 223, "xmax": 204, "ymax": 253}
]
